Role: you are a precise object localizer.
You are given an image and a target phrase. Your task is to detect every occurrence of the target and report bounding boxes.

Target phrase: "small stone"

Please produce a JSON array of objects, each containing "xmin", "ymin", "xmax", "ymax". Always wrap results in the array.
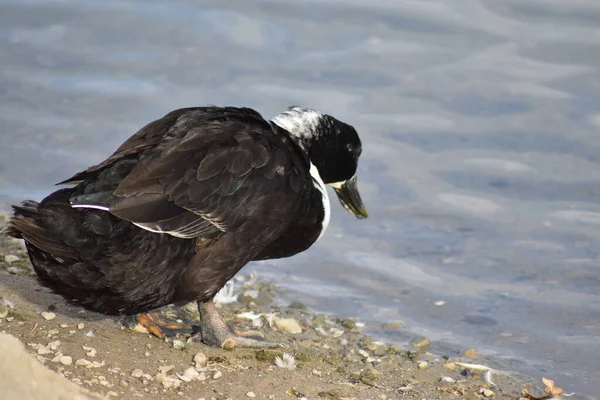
[
  {"xmin": 131, "ymin": 369, "xmax": 144, "ymax": 378},
  {"xmin": 464, "ymin": 349, "xmax": 479, "ymax": 359},
  {"xmin": 48, "ymin": 340, "xmax": 61, "ymax": 351},
  {"xmin": 4, "ymin": 254, "xmax": 19, "ymax": 263},
  {"xmin": 7, "ymin": 266, "xmax": 20, "ymax": 274},
  {"xmin": 178, "ymin": 367, "xmax": 199, "ymax": 382},
  {"xmin": 47, "ymin": 329, "xmax": 59, "ymax": 337},
  {"xmin": 383, "ymin": 322, "xmax": 405, "ymax": 330},
  {"xmin": 172, "ymin": 339, "xmax": 185, "ymax": 350},
  {"xmin": 107, "ymin": 391, "xmax": 118, "ymax": 397},
  {"xmin": 37, "ymin": 345, "xmax": 53, "ymax": 355},
  {"xmin": 41, "ymin": 312, "xmax": 56, "ymax": 321},
  {"xmin": 88, "ymin": 361, "xmax": 104, "ymax": 368},
  {"xmin": 312, "ymin": 369, "xmax": 322, "ymax": 377},
  {"xmin": 409, "ymin": 336, "xmax": 432, "ymax": 353},
  {"xmin": 60, "ymin": 324, "xmax": 69, "ymax": 328},
  {"xmin": 75, "ymin": 358, "xmax": 91, "ymax": 367},
  {"xmin": 83, "ymin": 346, "xmax": 97, "ymax": 358},
  {"xmin": 440, "ymin": 376, "xmax": 456, "ymax": 383},
  {"xmin": 359, "ymin": 367, "xmax": 380, "ymax": 386},
  {"xmin": 367, "ymin": 341, "xmax": 388, "ymax": 356},
  {"xmin": 390, "ymin": 344, "xmax": 404, "ymax": 353},
  {"xmin": 246, "ymin": 391, "xmax": 256, "ymax": 398},
  {"xmin": 59, "ymin": 356, "xmax": 73, "ymax": 365},
  {"xmin": 358, "ymin": 349, "xmax": 369, "ymax": 358},
  {"xmin": 274, "ymin": 318, "xmax": 302, "ymax": 334},
  {"xmin": 77, "ymin": 323, "xmax": 85, "ymax": 329},
  {"xmin": 479, "ymin": 388, "xmax": 494, "ymax": 397},
  {"xmin": 434, "ymin": 300, "xmax": 446, "ymax": 306},
  {"xmin": 155, "ymin": 373, "xmax": 181, "ymax": 389},
  {"xmin": 193, "ymin": 351, "xmax": 207, "ymax": 367},
  {"xmin": 341, "ymin": 319, "xmax": 356, "ymax": 329},
  {"xmin": 212, "ymin": 370, "xmax": 222, "ymax": 380},
  {"xmin": 443, "ymin": 362, "xmax": 457, "ymax": 371},
  {"xmin": 417, "ymin": 361, "xmax": 429, "ymax": 370}
]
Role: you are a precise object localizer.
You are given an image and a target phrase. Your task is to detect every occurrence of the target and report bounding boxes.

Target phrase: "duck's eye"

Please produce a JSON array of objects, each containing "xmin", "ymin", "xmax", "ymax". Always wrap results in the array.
[{"xmin": 346, "ymin": 144, "xmax": 354, "ymax": 152}]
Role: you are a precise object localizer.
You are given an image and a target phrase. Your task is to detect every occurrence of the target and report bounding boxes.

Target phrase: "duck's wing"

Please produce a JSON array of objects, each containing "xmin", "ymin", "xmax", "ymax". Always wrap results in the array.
[{"xmin": 69, "ymin": 107, "xmax": 312, "ymax": 239}]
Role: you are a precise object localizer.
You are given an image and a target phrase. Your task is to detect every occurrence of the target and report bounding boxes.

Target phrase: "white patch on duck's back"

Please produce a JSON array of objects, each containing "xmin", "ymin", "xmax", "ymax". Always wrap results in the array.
[{"xmin": 309, "ymin": 162, "xmax": 330, "ymax": 241}]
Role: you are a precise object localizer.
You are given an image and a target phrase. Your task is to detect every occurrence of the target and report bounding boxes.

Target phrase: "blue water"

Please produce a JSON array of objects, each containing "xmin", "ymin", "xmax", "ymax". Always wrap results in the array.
[{"xmin": 1, "ymin": 1, "xmax": 599, "ymax": 397}]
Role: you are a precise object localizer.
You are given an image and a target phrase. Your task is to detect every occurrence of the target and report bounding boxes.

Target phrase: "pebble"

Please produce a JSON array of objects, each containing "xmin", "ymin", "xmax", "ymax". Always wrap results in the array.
[
  {"xmin": 212, "ymin": 370, "xmax": 222, "ymax": 380},
  {"xmin": 155, "ymin": 373, "xmax": 181, "ymax": 389},
  {"xmin": 440, "ymin": 376, "xmax": 456, "ymax": 383},
  {"xmin": 4, "ymin": 254, "xmax": 19, "ymax": 263},
  {"xmin": 48, "ymin": 340, "xmax": 61, "ymax": 351},
  {"xmin": 443, "ymin": 362, "xmax": 457, "ymax": 371},
  {"xmin": 41, "ymin": 312, "xmax": 56, "ymax": 321},
  {"xmin": 382, "ymin": 322, "xmax": 405, "ymax": 330},
  {"xmin": 246, "ymin": 391, "xmax": 256, "ymax": 398},
  {"xmin": 131, "ymin": 369, "xmax": 144, "ymax": 378},
  {"xmin": 410, "ymin": 336, "xmax": 432, "ymax": 353},
  {"xmin": 390, "ymin": 344, "xmax": 404, "ymax": 353},
  {"xmin": 59, "ymin": 356, "xmax": 73, "ymax": 365},
  {"xmin": 464, "ymin": 349, "xmax": 479, "ymax": 359},
  {"xmin": 359, "ymin": 367, "xmax": 380, "ymax": 386},
  {"xmin": 434, "ymin": 300, "xmax": 446, "ymax": 306},
  {"xmin": 193, "ymin": 351, "xmax": 207, "ymax": 367},
  {"xmin": 178, "ymin": 367, "xmax": 199, "ymax": 382},
  {"xmin": 37, "ymin": 345, "xmax": 53, "ymax": 355},
  {"xmin": 77, "ymin": 323, "xmax": 85, "ymax": 329},
  {"xmin": 7, "ymin": 267, "xmax": 20, "ymax": 274},
  {"xmin": 417, "ymin": 361, "xmax": 429, "ymax": 370},
  {"xmin": 76, "ymin": 359, "xmax": 91, "ymax": 367},
  {"xmin": 330, "ymin": 328, "xmax": 344, "ymax": 338},
  {"xmin": 358, "ymin": 349, "xmax": 369, "ymax": 358},
  {"xmin": 274, "ymin": 318, "xmax": 302, "ymax": 334},
  {"xmin": 367, "ymin": 341, "xmax": 388, "ymax": 356},
  {"xmin": 83, "ymin": 346, "xmax": 97, "ymax": 358},
  {"xmin": 312, "ymin": 369, "xmax": 322, "ymax": 377},
  {"xmin": 479, "ymin": 388, "xmax": 494, "ymax": 397},
  {"xmin": 172, "ymin": 339, "xmax": 185, "ymax": 350}
]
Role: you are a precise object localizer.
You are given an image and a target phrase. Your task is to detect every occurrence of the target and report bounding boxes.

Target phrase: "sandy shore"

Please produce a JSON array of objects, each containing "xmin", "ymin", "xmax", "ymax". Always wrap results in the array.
[{"xmin": 0, "ymin": 213, "xmax": 543, "ymax": 400}]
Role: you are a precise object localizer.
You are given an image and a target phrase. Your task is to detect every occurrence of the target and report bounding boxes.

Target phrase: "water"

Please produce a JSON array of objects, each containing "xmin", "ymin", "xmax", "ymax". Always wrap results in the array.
[{"xmin": 1, "ymin": 0, "xmax": 599, "ymax": 396}]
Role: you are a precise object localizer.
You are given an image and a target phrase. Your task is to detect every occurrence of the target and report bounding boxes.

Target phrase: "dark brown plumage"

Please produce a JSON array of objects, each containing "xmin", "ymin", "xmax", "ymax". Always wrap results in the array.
[{"xmin": 5, "ymin": 105, "xmax": 367, "ymax": 348}]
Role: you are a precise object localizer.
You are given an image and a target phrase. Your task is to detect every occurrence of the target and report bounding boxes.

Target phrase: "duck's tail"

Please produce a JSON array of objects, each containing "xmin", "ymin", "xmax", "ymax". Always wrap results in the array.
[{"xmin": 4, "ymin": 191, "xmax": 79, "ymax": 259}]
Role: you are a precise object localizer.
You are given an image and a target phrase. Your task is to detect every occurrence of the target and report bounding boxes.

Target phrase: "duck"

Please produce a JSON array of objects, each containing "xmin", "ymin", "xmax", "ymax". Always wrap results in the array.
[{"xmin": 4, "ymin": 105, "xmax": 368, "ymax": 348}]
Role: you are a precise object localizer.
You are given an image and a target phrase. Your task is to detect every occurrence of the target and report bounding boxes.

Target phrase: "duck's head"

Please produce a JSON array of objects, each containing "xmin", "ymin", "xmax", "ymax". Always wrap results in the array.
[{"xmin": 272, "ymin": 106, "xmax": 368, "ymax": 219}]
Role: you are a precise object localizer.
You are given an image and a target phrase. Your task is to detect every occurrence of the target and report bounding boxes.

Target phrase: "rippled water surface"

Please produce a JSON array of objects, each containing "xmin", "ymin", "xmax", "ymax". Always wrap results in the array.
[{"xmin": 1, "ymin": 0, "xmax": 600, "ymax": 397}]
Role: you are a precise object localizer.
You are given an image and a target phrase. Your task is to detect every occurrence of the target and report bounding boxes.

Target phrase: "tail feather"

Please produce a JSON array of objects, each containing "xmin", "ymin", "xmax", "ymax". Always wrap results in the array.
[{"xmin": 4, "ymin": 200, "xmax": 78, "ymax": 258}]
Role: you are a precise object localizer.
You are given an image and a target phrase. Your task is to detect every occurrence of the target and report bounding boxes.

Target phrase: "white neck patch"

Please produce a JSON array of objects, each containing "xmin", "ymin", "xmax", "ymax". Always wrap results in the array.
[
  {"xmin": 271, "ymin": 107, "xmax": 322, "ymax": 151},
  {"xmin": 309, "ymin": 162, "xmax": 330, "ymax": 241}
]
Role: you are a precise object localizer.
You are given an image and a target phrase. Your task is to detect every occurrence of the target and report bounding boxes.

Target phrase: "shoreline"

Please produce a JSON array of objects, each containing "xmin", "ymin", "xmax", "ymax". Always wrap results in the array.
[{"xmin": 0, "ymin": 214, "xmax": 545, "ymax": 400}]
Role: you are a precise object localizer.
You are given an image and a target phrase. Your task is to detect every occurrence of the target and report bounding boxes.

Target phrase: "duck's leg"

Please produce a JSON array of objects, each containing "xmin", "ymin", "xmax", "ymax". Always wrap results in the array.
[{"xmin": 191, "ymin": 299, "xmax": 282, "ymax": 349}]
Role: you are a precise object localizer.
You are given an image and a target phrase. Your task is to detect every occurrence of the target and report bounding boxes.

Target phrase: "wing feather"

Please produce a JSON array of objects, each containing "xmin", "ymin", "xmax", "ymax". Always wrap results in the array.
[{"xmin": 66, "ymin": 107, "xmax": 312, "ymax": 240}]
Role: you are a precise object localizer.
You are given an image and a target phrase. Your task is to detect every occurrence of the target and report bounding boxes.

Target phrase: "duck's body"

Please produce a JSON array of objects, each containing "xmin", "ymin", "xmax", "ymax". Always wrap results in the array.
[{"xmin": 6, "ymin": 105, "xmax": 367, "ymax": 348}]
